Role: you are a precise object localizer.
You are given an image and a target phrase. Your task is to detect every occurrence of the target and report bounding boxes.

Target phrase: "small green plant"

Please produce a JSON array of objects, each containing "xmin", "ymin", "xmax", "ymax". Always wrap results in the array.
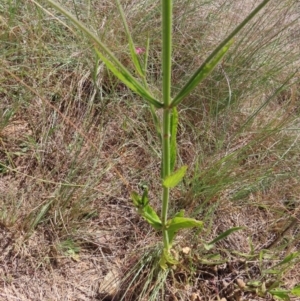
[
  {"xmin": 243, "ymin": 251, "xmax": 300, "ymax": 300},
  {"xmin": 39, "ymin": 0, "xmax": 273, "ymax": 268}
]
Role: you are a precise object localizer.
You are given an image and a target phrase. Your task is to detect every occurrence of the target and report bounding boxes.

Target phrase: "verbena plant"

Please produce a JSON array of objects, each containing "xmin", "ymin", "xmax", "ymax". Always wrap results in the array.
[{"xmin": 39, "ymin": 0, "xmax": 273, "ymax": 269}]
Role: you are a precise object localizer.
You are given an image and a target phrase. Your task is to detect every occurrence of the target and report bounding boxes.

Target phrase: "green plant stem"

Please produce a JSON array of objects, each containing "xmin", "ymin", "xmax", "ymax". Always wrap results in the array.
[
  {"xmin": 161, "ymin": 0, "xmax": 173, "ymax": 252},
  {"xmin": 162, "ymin": 109, "xmax": 171, "ymax": 251}
]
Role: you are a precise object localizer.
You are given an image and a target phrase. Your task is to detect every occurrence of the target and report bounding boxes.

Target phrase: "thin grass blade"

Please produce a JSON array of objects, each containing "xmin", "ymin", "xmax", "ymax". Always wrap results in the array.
[
  {"xmin": 238, "ymin": 70, "xmax": 298, "ymax": 133},
  {"xmin": 205, "ymin": 227, "xmax": 243, "ymax": 249},
  {"xmin": 171, "ymin": 0, "xmax": 273, "ymax": 107},
  {"xmin": 40, "ymin": 0, "xmax": 116, "ymax": 62},
  {"xmin": 273, "ymin": 252, "xmax": 300, "ymax": 267},
  {"xmin": 94, "ymin": 48, "xmax": 163, "ymax": 108},
  {"xmin": 144, "ymin": 35, "xmax": 150, "ymax": 73},
  {"xmin": 29, "ymin": 201, "xmax": 52, "ymax": 232},
  {"xmin": 40, "ymin": 0, "xmax": 163, "ymax": 108},
  {"xmin": 115, "ymin": 0, "xmax": 144, "ymax": 77}
]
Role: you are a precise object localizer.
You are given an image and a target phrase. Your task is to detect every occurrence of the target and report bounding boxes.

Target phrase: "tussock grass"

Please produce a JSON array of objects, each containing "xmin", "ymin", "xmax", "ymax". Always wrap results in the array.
[{"xmin": 1, "ymin": 0, "xmax": 300, "ymax": 300}]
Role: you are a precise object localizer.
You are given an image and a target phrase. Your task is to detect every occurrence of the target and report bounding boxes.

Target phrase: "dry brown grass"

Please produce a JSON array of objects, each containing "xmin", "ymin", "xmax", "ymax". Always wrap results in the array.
[{"xmin": 1, "ymin": 0, "xmax": 300, "ymax": 300}]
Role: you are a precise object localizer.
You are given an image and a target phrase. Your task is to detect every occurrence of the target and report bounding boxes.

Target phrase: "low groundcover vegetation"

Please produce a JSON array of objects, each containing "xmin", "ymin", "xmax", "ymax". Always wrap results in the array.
[{"xmin": 1, "ymin": 0, "xmax": 300, "ymax": 300}]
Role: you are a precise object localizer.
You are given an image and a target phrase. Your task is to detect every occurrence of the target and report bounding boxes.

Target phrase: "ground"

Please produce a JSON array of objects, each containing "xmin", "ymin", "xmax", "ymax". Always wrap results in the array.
[{"xmin": 1, "ymin": 0, "xmax": 300, "ymax": 300}]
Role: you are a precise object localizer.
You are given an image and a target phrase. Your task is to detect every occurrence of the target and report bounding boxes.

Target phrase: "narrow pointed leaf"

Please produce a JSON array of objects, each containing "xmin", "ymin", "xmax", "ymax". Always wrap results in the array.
[
  {"xmin": 173, "ymin": 209, "xmax": 185, "ymax": 218},
  {"xmin": 170, "ymin": 107, "xmax": 178, "ymax": 172},
  {"xmin": 167, "ymin": 216, "xmax": 203, "ymax": 245},
  {"xmin": 264, "ymin": 269, "xmax": 280, "ymax": 275},
  {"xmin": 171, "ymin": 40, "xmax": 233, "ymax": 107},
  {"xmin": 42, "ymin": 0, "xmax": 114, "ymax": 57},
  {"xmin": 163, "ymin": 165, "xmax": 188, "ymax": 188},
  {"xmin": 94, "ymin": 48, "xmax": 162, "ymax": 108},
  {"xmin": 131, "ymin": 191, "xmax": 141, "ymax": 207},
  {"xmin": 131, "ymin": 191, "xmax": 162, "ymax": 230},
  {"xmin": 42, "ymin": 0, "xmax": 127, "ymax": 75},
  {"xmin": 273, "ymin": 252, "xmax": 300, "ymax": 267},
  {"xmin": 30, "ymin": 201, "xmax": 52, "ymax": 230},
  {"xmin": 139, "ymin": 204, "xmax": 162, "ymax": 230},
  {"xmin": 168, "ymin": 230, "xmax": 176, "ymax": 246},
  {"xmin": 207, "ymin": 227, "xmax": 243, "ymax": 246},
  {"xmin": 269, "ymin": 289, "xmax": 290, "ymax": 301},
  {"xmin": 268, "ymin": 281, "xmax": 281, "ymax": 290},
  {"xmin": 232, "ymin": 250, "xmax": 257, "ymax": 259},
  {"xmin": 115, "ymin": 0, "xmax": 144, "ymax": 77},
  {"xmin": 248, "ymin": 281, "xmax": 261, "ymax": 288},
  {"xmin": 42, "ymin": 0, "xmax": 163, "ymax": 108},
  {"xmin": 291, "ymin": 285, "xmax": 300, "ymax": 296},
  {"xmin": 203, "ymin": 243, "xmax": 215, "ymax": 251},
  {"xmin": 141, "ymin": 185, "xmax": 150, "ymax": 206},
  {"xmin": 171, "ymin": 0, "xmax": 273, "ymax": 107},
  {"xmin": 167, "ymin": 217, "xmax": 203, "ymax": 232}
]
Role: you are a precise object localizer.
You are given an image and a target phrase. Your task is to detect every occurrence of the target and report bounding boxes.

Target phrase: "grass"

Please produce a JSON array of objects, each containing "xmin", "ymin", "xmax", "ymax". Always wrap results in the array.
[{"xmin": 1, "ymin": 0, "xmax": 300, "ymax": 300}]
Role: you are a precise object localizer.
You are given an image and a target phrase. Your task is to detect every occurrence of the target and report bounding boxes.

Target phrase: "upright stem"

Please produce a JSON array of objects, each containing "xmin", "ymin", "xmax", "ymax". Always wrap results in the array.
[{"xmin": 161, "ymin": 0, "xmax": 172, "ymax": 252}]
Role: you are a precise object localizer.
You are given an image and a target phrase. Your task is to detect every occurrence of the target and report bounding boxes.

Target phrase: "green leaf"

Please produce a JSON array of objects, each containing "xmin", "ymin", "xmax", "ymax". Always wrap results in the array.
[
  {"xmin": 30, "ymin": 201, "xmax": 52, "ymax": 231},
  {"xmin": 171, "ymin": 0, "xmax": 273, "ymax": 107},
  {"xmin": 199, "ymin": 258, "xmax": 226, "ymax": 265},
  {"xmin": 264, "ymin": 269, "xmax": 281, "ymax": 275},
  {"xmin": 167, "ymin": 217, "xmax": 203, "ymax": 232},
  {"xmin": 94, "ymin": 48, "xmax": 162, "ymax": 108},
  {"xmin": 205, "ymin": 253, "xmax": 222, "ymax": 261},
  {"xmin": 203, "ymin": 243, "xmax": 214, "ymax": 251},
  {"xmin": 269, "ymin": 289, "xmax": 290, "ymax": 301},
  {"xmin": 139, "ymin": 204, "xmax": 162, "ymax": 230},
  {"xmin": 171, "ymin": 39, "xmax": 233, "ymax": 107},
  {"xmin": 131, "ymin": 190, "xmax": 162, "ymax": 230},
  {"xmin": 247, "ymin": 281, "xmax": 261, "ymax": 288},
  {"xmin": 131, "ymin": 191, "xmax": 141, "ymax": 207},
  {"xmin": 268, "ymin": 281, "xmax": 281, "ymax": 290},
  {"xmin": 274, "ymin": 252, "xmax": 300, "ymax": 267},
  {"xmin": 163, "ymin": 165, "xmax": 188, "ymax": 188},
  {"xmin": 159, "ymin": 255, "xmax": 168, "ymax": 270},
  {"xmin": 115, "ymin": 0, "xmax": 144, "ymax": 77},
  {"xmin": 141, "ymin": 185, "xmax": 149, "ymax": 207},
  {"xmin": 170, "ymin": 107, "xmax": 178, "ymax": 172},
  {"xmin": 173, "ymin": 210, "xmax": 185, "ymax": 218},
  {"xmin": 41, "ymin": 1, "xmax": 162, "ymax": 108},
  {"xmin": 131, "ymin": 186, "xmax": 150, "ymax": 207},
  {"xmin": 291, "ymin": 285, "xmax": 300, "ymax": 296},
  {"xmin": 207, "ymin": 227, "xmax": 243, "ymax": 247},
  {"xmin": 167, "ymin": 216, "xmax": 203, "ymax": 245},
  {"xmin": 159, "ymin": 248, "xmax": 179, "ymax": 270},
  {"xmin": 232, "ymin": 250, "xmax": 257, "ymax": 259}
]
